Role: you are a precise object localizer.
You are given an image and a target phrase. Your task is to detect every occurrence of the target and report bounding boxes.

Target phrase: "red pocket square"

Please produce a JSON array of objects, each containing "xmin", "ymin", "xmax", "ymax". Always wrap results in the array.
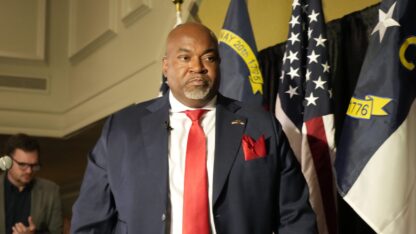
[{"xmin": 242, "ymin": 134, "xmax": 266, "ymax": 160}]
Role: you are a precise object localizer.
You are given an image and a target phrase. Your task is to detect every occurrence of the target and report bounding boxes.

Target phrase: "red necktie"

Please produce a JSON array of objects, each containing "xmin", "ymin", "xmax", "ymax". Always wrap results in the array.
[{"xmin": 182, "ymin": 109, "xmax": 210, "ymax": 234}]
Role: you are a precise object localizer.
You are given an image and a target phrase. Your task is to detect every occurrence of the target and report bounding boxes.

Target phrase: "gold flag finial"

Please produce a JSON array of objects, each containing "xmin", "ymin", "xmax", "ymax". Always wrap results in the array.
[
  {"xmin": 172, "ymin": 0, "xmax": 184, "ymax": 26},
  {"xmin": 172, "ymin": 0, "xmax": 183, "ymax": 13}
]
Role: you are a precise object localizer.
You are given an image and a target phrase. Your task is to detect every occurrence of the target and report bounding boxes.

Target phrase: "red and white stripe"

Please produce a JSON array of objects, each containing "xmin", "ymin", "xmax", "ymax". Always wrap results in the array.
[{"xmin": 276, "ymin": 95, "xmax": 337, "ymax": 234}]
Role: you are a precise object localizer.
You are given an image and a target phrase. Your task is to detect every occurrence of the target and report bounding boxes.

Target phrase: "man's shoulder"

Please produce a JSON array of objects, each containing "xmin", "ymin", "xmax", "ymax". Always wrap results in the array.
[
  {"xmin": 112, "ymin": 96, "xmax": 166, "ymax": 118},
  {"xmin": 33, "ymin": 177, "xmax": 60, "ymax": 191},
  {"xmin": 218, "ymin": 94, "xmax": 271, "ymax": 118}
]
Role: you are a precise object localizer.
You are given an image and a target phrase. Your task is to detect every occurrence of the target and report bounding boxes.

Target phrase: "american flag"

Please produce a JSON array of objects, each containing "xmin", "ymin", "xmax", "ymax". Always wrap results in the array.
[{"xmin": 274, "ymin": 0, "xmax": 337, "ymax": 233}]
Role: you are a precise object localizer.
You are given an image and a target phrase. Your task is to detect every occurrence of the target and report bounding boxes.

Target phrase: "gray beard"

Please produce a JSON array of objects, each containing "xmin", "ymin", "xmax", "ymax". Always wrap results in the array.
[{"xmin": 184, "ymin": 87, "xmax": 210, "ymax": 100}]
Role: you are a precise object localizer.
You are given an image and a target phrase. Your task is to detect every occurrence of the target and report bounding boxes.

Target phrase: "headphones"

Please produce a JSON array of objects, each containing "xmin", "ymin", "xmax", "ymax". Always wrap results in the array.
[{"xmin": 0, "ymin": 155, "xmax": 12, "ymax": 171}]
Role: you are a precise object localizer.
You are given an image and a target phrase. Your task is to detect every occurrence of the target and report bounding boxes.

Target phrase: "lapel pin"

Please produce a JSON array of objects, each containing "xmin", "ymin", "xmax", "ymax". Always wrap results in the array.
[{"xmin": 231, "ymin": 119, "xmax": 245, "ymax": 126}]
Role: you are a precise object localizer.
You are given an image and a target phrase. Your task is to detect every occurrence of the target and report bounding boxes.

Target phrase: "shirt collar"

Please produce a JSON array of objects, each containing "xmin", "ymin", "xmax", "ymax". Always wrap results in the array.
[
  {"xmin": 5, "ymin": 173, "xmax": 33, "ymax": 193},
  {"xmin": 169, "ymin": 91, "xmax": 217, "ymax": 113}
]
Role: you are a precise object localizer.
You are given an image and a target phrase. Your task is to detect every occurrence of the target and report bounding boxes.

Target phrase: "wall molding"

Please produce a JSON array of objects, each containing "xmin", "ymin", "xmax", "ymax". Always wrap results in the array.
[
  {"xmin": 0, "ymin": 60, "xmax": 159, "ymax": 138},
  {"xmin": 121, "ymin": 0, "xmax": 152, "ymax": 27},
  {"xmin": 69, "ymin": 30, "xmax": 117, "ymax": 64},
  {"xmin": 0, "ymin": 0, "xmax": 46, "ymax": 61},
  {"xmin": 68, "ymin": 0, "xmax": 118, "ymax": 63}
]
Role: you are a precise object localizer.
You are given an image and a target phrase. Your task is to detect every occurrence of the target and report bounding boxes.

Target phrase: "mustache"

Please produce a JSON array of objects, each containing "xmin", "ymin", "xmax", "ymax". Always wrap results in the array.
[{"xmin": 186, "ymin": 75, "xmax": 210, "ymax": 84}]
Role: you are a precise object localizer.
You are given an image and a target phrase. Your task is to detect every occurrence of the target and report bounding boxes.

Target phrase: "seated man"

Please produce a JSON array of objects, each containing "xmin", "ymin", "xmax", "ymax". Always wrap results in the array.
[{"xmin": 0, "ymin": 133, "xmax": 63, "ymax": 234}]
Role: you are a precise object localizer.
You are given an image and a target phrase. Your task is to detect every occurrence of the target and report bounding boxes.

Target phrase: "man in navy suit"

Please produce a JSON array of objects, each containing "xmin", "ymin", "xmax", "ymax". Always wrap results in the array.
[{"xmin": 71, "ymin": 22, "xmax": 316, "ymax": 234}]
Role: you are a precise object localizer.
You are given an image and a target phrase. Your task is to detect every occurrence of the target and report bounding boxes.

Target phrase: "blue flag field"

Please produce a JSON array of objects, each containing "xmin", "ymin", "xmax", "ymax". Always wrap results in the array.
[{"xmin": 218, "ymin": 0, "xmax": 263, "ymax": 107}]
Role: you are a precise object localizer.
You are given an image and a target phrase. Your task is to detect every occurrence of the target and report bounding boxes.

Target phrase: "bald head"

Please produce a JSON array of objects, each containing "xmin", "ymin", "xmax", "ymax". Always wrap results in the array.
[
  {"xmin": 165, "ymin": 22, "xmax": 219, "ymax": 55},
  {"xmin": 162, "ymin": 22, "xmax": 221, "ymax": 108}
]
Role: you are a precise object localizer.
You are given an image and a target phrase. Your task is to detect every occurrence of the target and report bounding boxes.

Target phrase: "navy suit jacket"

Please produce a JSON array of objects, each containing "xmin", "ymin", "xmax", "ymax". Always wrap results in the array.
[{"xmin": 71, "ymin": 94, "xmax": 316, "ymax": 234}]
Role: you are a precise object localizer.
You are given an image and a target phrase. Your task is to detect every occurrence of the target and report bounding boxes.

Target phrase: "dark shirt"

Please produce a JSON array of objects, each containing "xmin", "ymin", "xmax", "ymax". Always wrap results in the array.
[{"xmin": 4, "ymin": 174, "xmax": 32, "ymax": 234}]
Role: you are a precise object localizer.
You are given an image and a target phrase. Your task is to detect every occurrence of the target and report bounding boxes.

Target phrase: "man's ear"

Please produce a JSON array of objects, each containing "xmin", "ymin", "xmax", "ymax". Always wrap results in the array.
[{"xmin": 162, "ymin": 56, "xmax": 168, "ymax": 77}]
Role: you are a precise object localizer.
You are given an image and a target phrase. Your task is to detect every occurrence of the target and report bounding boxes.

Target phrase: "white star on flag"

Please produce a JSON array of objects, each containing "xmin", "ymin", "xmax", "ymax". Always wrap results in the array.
[
  {"xmin": 290, "ymin": 15, "xmax": 301, "ymax": 27},
  {"xmin": 285, "ymin": 85, "xmax": 299, "ymax": 98},
  {"xmin": 313, "ymin": 76, "xmax": 326, "ymax": 90},
  {"xmin": 314, "ymin": 34, "xmax": 327, "ymax": 47},
  {"xmin": 292, "ymin": 0, "xmax": 300, "ymax": 8},
  {"xmin": 372, "ymin": 2, "xmax": 400, "ymax": 42},
  {"xmin": 305, "ymin": 92, "xmax": 319, "ymax": 106},
  {"xmin": 322, "ymin": 62, "xmax": 330, "ymax": 73},
  {"xmin": 307, "ymin": 50, "xmax": 320, "ymax": 64},
  {"xmin": 287, "ymin": 51, "xmax": 299, "ymax": 63},
  {"xmin": 288, "ymin": 67, "xmax": 300, "ymax": 79},
  {"xmin": 308, "ymin": 10, "xmax": 319, "ymax": 23},
  {"xmin": 288, "ymin": 32, "xmax": 301, "ymax": 45}
]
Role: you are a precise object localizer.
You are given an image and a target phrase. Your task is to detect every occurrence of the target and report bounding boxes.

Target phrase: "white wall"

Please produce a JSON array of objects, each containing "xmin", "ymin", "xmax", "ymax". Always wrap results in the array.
[{"xmin": 0, "ymin": 0, "xmax": 195, "ymax": 137}]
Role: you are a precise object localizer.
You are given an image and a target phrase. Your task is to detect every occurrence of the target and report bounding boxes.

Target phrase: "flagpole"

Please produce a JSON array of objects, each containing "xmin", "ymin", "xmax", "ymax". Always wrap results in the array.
[{"xmin": 172, "ymin": 0, "xmax": 184, "ymax": 26}]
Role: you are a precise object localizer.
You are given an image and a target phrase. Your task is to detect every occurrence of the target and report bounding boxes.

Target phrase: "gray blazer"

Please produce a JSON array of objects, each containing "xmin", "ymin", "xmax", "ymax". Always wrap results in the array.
[{"xmin": 0, "ymin": 172, "xmax": 63, "ymax": 234}]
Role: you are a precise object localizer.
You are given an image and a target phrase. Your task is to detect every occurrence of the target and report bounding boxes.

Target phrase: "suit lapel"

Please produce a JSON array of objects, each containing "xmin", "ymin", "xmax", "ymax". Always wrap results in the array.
[
  {"xmin": 30, "ymin": 180, "xmax": 41, "ymax": 226},
  {"xmin": 212, "ymin": 96, "xmax": 246, "ymax": 205},
  {"xmin": 140, "ymin": 96, "xmax": 170, "ymax": 202}
]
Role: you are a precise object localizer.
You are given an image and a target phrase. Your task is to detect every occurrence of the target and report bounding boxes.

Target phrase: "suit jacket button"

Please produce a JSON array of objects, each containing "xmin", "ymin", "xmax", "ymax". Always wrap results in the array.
[{"xmin": 161, "ymin": 213, "xmax": 166, "ymax": 221}]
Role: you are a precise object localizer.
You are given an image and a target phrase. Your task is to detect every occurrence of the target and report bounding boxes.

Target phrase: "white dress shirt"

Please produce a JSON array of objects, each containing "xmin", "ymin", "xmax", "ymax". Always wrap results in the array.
[{"xmin": 168, "ymin": 91, "xmax": 217, "ymax": 234}]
